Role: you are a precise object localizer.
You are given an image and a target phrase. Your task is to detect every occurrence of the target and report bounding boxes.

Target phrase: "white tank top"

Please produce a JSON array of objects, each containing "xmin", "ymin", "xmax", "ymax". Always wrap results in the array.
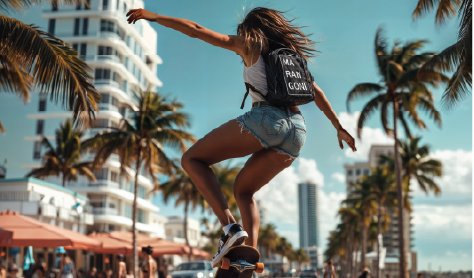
[{"xmin": 243, "ymin": 53, "xmax": 268, "ymax": 103}]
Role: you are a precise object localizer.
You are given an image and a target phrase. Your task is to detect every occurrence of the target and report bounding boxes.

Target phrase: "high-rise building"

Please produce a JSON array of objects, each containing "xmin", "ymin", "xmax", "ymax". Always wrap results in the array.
[
  {"xmin": 344, "ymin": 145, "xmax": 416, "ymax": 276},
  {"xmin": 20, "ymin": 0, "xmax": 165, "ymax": 236},
  {"xmin": 298, "ymin": 182, "xmax": 319, "ymax": 249},
  {"xmin": 256, "ymin": 199, "xmax": 268, "ymax": 225}
]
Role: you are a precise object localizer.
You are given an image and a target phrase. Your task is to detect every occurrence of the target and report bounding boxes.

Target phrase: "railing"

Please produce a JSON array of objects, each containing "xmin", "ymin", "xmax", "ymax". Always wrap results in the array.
[
  {"xmin": 80, "ymin": 55, "xmax": 121, "ymax": 63},
  {"xmin": 97, "ymin": 103, "xmax": 120, "ymax": 112},
  {"xmin": 92, "ymin": 207, "xmax": 118, "ymax": 216},
  {"xmin": 40, "ymin": 203, "xmax": 57, "ymax": 218},
  {"xmin": 94, "ymin": 79, "xmax": 120, "ymax": 89},
  {"xmin": 88, "ymin": 179, "xmax": 120, "ymax": 189},
  {"xmin": 0, "ymin": 191, "xmax": 42, "ymax": 201}
]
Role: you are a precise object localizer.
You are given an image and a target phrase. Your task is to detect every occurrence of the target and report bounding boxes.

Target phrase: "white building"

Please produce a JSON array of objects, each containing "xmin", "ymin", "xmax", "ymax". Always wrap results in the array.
[
  {"xmin": 165, "ymin": 216, "xmax": 204, "ymax": 248},
  {"xmin": 0, "ymin": 177, "xmax": 94, "ymax": 234},
  {"xmin": 21, "ymin": 0, "xmax": 164, "ymax": 236},
  {"xmin": 256, "ymin": 199, "xmax": 268, "ymax": 225}
]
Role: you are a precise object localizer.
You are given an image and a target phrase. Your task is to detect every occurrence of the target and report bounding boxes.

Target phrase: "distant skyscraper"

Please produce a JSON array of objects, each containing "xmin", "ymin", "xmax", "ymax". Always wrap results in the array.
[
  {"xmin": 298, "ymin": 182, "xmax": 319, "ymax": 248},
  {"xmin": 256, "ymin": 200, "xmax": 268, "ymax": 225}
]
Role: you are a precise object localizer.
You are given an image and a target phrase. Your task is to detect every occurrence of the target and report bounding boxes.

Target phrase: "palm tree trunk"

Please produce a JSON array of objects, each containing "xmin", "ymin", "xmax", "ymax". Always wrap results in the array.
[
  {"xmin": 349, "ymin": 226, "xmax": 354, "ymax": 277},
  {"xmin": 376, "ymin": 204, "xmax": 382, "ymax": 278},
  {"xmin": 393, "ymin": 101, "xmax": 407, "ymax": 278},
  {"xmin": 184, "ymin": 198, "xmax": 192, "ymax": 262},
  {"xmin": 62, "ymin": 173, "xmax": 66, "ymax": 188},
  {"xmin": 132, "ymin": 155, "xmax": 142, "ymax": 278},
  {"xmin": 360, "ymin": 213, "xmax": 367, "ymax": 270}
]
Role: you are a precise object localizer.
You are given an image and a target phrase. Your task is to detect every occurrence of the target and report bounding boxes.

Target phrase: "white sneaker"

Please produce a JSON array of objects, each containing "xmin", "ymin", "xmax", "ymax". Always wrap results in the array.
[{"xmin": 211, "ymin": 224, "xmax": 248, "ymax": 268}]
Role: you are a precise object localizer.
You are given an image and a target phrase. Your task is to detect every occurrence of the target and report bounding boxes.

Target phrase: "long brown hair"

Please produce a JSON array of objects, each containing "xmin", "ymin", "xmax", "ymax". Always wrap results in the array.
[{"xmin": 237, "ymin": 7, "xmax": 319, "ymax": 62}]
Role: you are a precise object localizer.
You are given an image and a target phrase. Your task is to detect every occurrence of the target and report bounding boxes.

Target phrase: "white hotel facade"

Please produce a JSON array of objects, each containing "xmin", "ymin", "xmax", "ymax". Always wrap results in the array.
[{"xmin": 20, "ymin": 0, "xmax": 166, "ymax": 237}]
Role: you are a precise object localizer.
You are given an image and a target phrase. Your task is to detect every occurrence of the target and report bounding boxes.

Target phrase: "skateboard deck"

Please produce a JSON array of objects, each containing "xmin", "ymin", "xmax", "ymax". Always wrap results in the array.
[{"xmin": 215, "ymin": 245, "xmax": 264, "ymax": 278}]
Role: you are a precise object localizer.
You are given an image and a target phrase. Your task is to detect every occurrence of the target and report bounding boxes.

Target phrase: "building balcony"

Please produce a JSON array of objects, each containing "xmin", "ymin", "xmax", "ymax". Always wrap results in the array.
[
  {"xmin": 88, "ymin": 179, "xmax": 120, "ymax": 189},
  {"xmin": 97, "ymin": 102, "xmax": 119, "ymax": 112},
  {"xmin": 92, "ymin": 207, "xmax": 118, "ymax": 216}
]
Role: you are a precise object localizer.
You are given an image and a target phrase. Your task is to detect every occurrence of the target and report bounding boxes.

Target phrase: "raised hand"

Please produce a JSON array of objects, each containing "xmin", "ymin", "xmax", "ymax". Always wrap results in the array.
[
  {"xmin": 337, "ymin": 126, "xmax": 357, "ymax": 152},
  {"xmin": 126, "ymin": 8, "xmax": 157, "ymax": 24}
]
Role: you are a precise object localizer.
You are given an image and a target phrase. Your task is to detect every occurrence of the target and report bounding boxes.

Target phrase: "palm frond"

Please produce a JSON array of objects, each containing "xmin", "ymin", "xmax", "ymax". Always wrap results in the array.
[
  {"xmin": 346, "ymin": 83, "xmax": 384, "ymax": 112},
  {"xmin": 357, "ymin": 94, "xmax": 385, "ymax": 139},
  {"xmin": 0, "ymin": 55, "xmax": 33, "ymax": 102},
  {"xmin": 0, "ymin": 16, "xmax": 99, "ymax": 128}
]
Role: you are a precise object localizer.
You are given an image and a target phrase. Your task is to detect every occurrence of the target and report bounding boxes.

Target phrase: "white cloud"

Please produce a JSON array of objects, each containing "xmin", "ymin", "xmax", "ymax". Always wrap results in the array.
[
  {"xmin": 254, "ymin": 157, "xmax": 345, "ymax": 248},
  {"xmin": 331, "ymin": 172, "xmax": 346, "ymax": 183},
  {"xmin": 338, "ymin": 111, "xmax": 394, "ymax": 159},
  {"xmin": 412, "ymin": 204, "xmax": 472, "ymax": 240}
]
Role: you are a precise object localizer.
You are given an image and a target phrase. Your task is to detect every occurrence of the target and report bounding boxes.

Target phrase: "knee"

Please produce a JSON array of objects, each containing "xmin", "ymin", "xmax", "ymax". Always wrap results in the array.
[
  {"xmin": 234, "ymin": 179, "xmax": 254, "ymax": 202},
  {"xmin": 181, "ymin": 150, "xmax": 193, "ymax": 172}
]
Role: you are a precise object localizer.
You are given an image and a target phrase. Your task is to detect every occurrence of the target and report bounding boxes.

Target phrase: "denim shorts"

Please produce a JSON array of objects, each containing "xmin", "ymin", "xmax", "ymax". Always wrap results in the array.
[{"xmin": 236, "ymin": 104, "xmax": 307, "ymax": 160}]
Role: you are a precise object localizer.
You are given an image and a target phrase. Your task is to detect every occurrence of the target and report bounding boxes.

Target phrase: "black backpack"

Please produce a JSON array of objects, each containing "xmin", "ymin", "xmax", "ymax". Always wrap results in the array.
[{"xmin": 241, "ymin": 48, "xmax": 315, "ymax": 109}]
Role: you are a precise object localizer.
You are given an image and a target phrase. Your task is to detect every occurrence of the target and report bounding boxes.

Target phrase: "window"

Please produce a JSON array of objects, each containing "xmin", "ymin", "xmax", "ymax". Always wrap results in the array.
[
  {"xmin": 177, "ymin": 231, "xmax": 182, "ymax": 238},
  {"xmin": 100, "ymin": 93, "xmax": 110, "ymax": 103},
  {"xmin": 116, "ymin": 0, "xmax": 120, "ymax": 10},
  {"xmin": 93, "ymin": 168, "xmax": 108, "ymax": 180},
  {"xmin": 48, "ymin": 19, "xmax": 55, "ymax": 35},
  {"xmin": 355, "ymin": 169, "xmax": 361, "ymax": 176},
  {"xmin": 363, "ymin": 169, "xmax": 370, "ymax": 175},
  {"xmin": 137, "ymin": 209, "xmax": 146, "ymax": 223},
  {"xmin": 123, "ymin": 2, "xmax": 126, "ymax": 12},
  {"xmin": 80, "ymin": 43, "xmax": 87, "ymax": 56},
  {"xmin": 36, "ymin": 120, "xmax": 44, "ymax": 135},
  {"xmin": 347, "ymin": 169, "xmax": 353, "ymax": 176},
  {"xmin": 138, "ymin": 185, "xmax": 145, "ymax": 199},
  {"xmin": 82, "ymin": 18, "xmax": 88, "ymax": 35},
  {"xmin": 108, "ymin": 202, "xmax": 115, "ymax": 208},
  {"xmin": 125, "ymin": 204, "xmax": 132, "ymax": 218},
  {"xmin": 52, "ymin": 2, "xmax": 58, "ymax": 10},
  {"xmin": 38, "ymin": 98, "xmax": 47, "ymax": 111},
  {"xmin": 33, "ymin": 141, "xmax": 41, "ymax": 159},
  {"xmin": 85, "ymin": 0, "xmax": 91, "ymax": 9},
  {"xmin": 74, "ymin": 18, "xmax": 80, "ymax": 35},
  {"xmin": 102, "ymin": 0, "xmax": 108, "ymax": 10},
  {"xmin": 111, "ymin": 171, "xmax": 119, "ymax": 183},
  {"xmin": 93, "ymin": 119, "xmax": 108, "ymax": 128},
  {"xmin": 90, "ymin": 202, "xmax": 104, "ymax": 208},
  {"xmin": 72, "ymin": 43, "xmax": 79, "ymax": 51},
  {"xmin": 108, "ymin": 224, "xmax": 115, "ymax": 231},
  {"xmin": 76, "ymin": 2, "xmax": 81, "ymax": 9}
]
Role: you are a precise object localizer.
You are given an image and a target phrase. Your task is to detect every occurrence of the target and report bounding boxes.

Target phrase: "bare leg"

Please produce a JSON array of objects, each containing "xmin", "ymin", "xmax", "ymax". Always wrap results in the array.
[
  {"xmin": 181, "ymin": 119, "xmax": 265, "ymax": 227},
  {"xmin": 233, "ymin": 148, "xmax": 294, "ymax": 247}
]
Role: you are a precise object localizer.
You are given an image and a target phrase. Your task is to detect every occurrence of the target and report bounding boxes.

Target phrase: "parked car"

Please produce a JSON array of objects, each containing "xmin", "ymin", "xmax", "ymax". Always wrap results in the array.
[
  {"xmin": 168, "ymin": 261, "xmax": 215, "ymax": 278},
  {"xmin": 300, "ymin": 269, "xmax": 317, "ymax": 278}
]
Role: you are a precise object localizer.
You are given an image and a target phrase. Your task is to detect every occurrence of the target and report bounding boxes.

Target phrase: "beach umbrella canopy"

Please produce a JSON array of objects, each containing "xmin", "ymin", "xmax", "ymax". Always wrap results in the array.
[
  {"xmin": 87, "ymin": 232, "xmax": 134, "ymax": 255},
  {"xmin": 108, "ymin": 231, "xmax": 209, "ymax": 257},
  {"xmin": 0, "ymin": 211, "xmax": 101, "ymax": 248},
  {"xmin": 0, "ymin": 228, "xmax": 13, "ymax": 245}
]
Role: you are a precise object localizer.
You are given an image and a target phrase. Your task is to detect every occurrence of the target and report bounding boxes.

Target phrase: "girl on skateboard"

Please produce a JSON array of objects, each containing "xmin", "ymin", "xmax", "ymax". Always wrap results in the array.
[{"xmin": 126, "ymin": 6, "xmax": 357, "ymax": 267}]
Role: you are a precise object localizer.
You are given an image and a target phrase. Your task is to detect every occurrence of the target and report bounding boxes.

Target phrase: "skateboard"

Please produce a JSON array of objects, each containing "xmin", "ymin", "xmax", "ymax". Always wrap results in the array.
[{"xmin": 215, "ymin": 245, "xmax": 264, "ymax": 278}]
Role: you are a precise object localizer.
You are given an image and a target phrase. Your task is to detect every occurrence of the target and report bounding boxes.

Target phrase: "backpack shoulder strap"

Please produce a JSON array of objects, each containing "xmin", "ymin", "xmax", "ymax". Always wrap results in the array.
[{"xmin": 241, "ymin": 83, "xmax": 251, "ymax": 109}]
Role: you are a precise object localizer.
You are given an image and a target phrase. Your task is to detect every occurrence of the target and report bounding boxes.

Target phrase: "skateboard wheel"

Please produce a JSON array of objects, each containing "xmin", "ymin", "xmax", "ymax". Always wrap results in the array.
[
  {"xmin": 255, "ymin": 263, "xmax": 264, "ymax": 273},
  {"xmin": 221, "ymin": 258, "xmax": 230, "ymax": 270}
]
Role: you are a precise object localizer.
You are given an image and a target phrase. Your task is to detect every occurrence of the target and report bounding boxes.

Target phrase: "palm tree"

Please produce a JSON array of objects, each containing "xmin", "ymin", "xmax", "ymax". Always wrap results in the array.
[
  {"xmin": 346, "ymin": 27, "xmax": 447, "ymax": 278},
  {"xmin": 362, "ymin": 167, "xmax": 397, "ymax": 278},
  {"xmin": 159, "ymin": 162, "xmax": 208, "ymax": 261},
  {"xmin": 25, "ymin": 119, "xmax": 96, "ymax": 187},
  {"xmin": 276, "ymin": 237, "xmax": 293, "ymax": 268},
  {"xmin": 337, "ymin": 207, "xmax": 359, "ymax": 277},
  {"xmin": 379, "ymin": 137, "xmax": 443, "ymax": 198},
  {"xmin": 293, "ymin": 249, "xmax": 310, "ymax": 271},
  {"xmin": 412, "ymin": 0, "xmax": 472, "ymax": 110},
  {"xmin": 84, "ymin": 90, "xmax": 196, "ymax": 278},
  {"xmin": 344, "ymin": 181, "xmax": 377, "ymax": 271},
  {"xmin": 325, "ymin": 228, "xmax": 347, "ymax": 278},
  {"xmin": 0, "ymin": 0, "xmax": 99, "ymax": 134},
  {"xmin": 258, "ymin": 223, "xmax": 279, "ymax": 260}
]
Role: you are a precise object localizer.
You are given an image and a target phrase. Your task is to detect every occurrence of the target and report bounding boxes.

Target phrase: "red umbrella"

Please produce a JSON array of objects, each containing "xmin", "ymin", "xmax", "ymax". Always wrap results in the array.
[{"xmin": 0, "ymin": 211, "xmax": 101, "ymax": 248}]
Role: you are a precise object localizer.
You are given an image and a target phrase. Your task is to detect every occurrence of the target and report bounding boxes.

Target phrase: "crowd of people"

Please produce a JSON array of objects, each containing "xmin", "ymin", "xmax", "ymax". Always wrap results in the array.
[{"xmin": 0, "ymin": 246, "xmax": 168, "ymax": 278}]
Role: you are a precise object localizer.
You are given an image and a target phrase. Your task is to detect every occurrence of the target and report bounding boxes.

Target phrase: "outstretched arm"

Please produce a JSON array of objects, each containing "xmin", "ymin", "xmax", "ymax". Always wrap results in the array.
[
  {"xmin": 126, "ymin": 9, "xmax": 248, "ymax": 55},
  {"xmin": 312, "ymin": 82, "xmax": 357, "ymax": 152}
]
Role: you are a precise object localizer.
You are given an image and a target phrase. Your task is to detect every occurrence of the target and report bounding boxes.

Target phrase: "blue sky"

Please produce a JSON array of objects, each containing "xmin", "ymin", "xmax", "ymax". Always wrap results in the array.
[{"xmin": 0, "ymin": 0, "xmax": 471, "ymax": 271}]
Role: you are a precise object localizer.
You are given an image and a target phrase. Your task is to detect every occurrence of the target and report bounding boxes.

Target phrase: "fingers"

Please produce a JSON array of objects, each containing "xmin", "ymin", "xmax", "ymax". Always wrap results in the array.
[{"xmin": 339, "ymin": 139, "xmax": 343, "ymax": 150}]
